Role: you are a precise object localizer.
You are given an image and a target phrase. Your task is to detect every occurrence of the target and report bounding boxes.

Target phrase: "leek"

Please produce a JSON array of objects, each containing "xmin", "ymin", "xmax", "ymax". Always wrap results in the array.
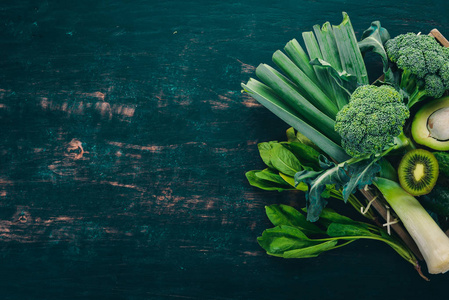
[{"xmin": 375, "ymin": 177, "xmax": 449, "ymax": 274}]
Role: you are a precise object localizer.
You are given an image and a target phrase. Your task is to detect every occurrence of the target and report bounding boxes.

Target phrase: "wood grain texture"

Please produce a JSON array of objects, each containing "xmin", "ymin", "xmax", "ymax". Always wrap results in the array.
[{"xmin": 1, "ymin": 0, "xmax": 449, "ymax": 299}]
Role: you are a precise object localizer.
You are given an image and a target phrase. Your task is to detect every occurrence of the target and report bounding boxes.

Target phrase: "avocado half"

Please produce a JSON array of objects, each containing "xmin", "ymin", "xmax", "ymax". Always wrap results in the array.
[{"xmin": 412, "ymin": 96, "xmax": 449, "ymax": 150}]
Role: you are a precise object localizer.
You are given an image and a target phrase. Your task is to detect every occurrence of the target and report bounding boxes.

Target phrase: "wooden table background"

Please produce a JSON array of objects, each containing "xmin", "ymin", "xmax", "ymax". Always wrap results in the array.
[{"xmin": 1, "ymin": 0, "xmax": 449, "ymax": 299}]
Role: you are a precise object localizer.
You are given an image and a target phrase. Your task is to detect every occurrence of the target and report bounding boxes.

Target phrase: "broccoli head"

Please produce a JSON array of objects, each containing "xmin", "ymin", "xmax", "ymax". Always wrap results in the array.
[
  {"xmin": 335, "ymin": 85, "xmax": 410, "ymax": 157},
  {"xmin": 385, "ymin": 33, "xmax": 449, "ymax": 107}
]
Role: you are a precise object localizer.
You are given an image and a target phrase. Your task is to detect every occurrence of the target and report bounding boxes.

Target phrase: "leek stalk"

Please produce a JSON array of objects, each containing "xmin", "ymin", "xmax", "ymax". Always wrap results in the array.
[{"xmin": 375, "ymin": 177, "xmax": 449, "ymax": 274}]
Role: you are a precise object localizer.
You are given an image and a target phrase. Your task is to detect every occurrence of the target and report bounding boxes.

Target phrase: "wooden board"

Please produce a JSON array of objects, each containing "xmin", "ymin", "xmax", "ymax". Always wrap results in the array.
[{"xmin": 1, "ymin": 1, "xmax": 449, "ymax": 298}]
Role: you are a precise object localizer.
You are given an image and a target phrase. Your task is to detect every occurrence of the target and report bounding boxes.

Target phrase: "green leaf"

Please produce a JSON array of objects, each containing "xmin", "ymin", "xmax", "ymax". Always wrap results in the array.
[
  {"xmin": 313, "ymin": 22, "xmax": 342, "ymax": 72},
  {"xmin": 302, "ymin": 31, "xmax": 336, "ymax": 99},
  {"xmin": 279, "ymin": 173, "xmax": 308, "ymax": 191},
  {"xmin": 295, "ymin": 160, "xmax": 350, "ymax": 222},
  {"xmin": 313, "ymin": 22, "xmax": 351, "ymax": 109},
  {"xmin": 255, "ymin": 64, "xmax": 339, "ymax": 142},
  {"xmin": 272, "ymin": 50, "xmax": 339, "ymax": 119},
  {"xmin": 265, "ymin": 204, "xmax": 324, "ymax": 235},
  {"xmin": 246, "ymin": 170, "xmax": 295, "ymax": 191},
  {"xmin": 255, "ymin": 168, "xmax": 290, "ymax": 184},
  {"xmin": 327, "ymin": 223, "xmax": 374, "ymax": 237},
  {"xmin": 266, "ymin": 143, "xmax": 302, "ymax": 176},
  {"xmin": 358, "ymin": 21, "xmax": 394, "ymax": 84},
  {"xmin": 257, "ymin": 225, "xmax": 317, "ymax": 256},
  {"xmin": 257, "ymin": 141, "xmax": 278, "ymax": 169},
  {"xmin": 317, "ymin": 207, "xmax": 360, "ymax": 225},
  {"xmin": 295, "ymin": 130, "xmax": 322, "ymax": 152},
  {"xmin": 332, "ymin": 12, "xmax": 369, "ymax": 85},
  {"xmin": 282, "ymin": 240, "xmax": 339, "ymax": 258},
  {"xmin": 286, "ymin": 127, "xmax": 300, "ymax": 143},
  {"xmin": 241, "ymin": 79, "xmax": 350, "ymax": 162},
  {"xmin": 309, "ymin": 58, "xmax": 357, "ymax": 100},
  {"xmin": 342, "ymin": 157, "xmax": 381, "ymax": 201},
  {"xmin": 281, "ymin": 142, "xmax": 321, "ymax": 171},
  {"xmin": 284, "ymin": 39, "xmax": 319, "ymax": 85}
]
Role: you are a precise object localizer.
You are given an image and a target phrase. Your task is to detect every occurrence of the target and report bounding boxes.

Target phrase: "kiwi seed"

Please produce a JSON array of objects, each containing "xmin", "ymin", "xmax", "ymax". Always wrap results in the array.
[{"xmin": 398, "ymin": 149, "xmax": 439, "ymax": 196}]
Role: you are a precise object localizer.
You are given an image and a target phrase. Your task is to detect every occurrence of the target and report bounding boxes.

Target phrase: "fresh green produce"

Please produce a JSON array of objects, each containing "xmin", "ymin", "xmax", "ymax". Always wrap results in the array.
[
  {"xmin": 411, "ymin": 96, "xmax": 449, "ymax": 150},
  {"xmin": 385, "ymin": 33, "xmax": 449, "ymax": 108},
  {"xmin": 242, "ymin": 12, "xmax": 367, "ymax": 163},
  {"xmin": 374, "ymin": 178, "xmax": 449, "ymax": 274},
  {"xmin": 397, "ymin": 149, "xmax": 439, "ymax": 196},
  {"xmin": 242, "ymin": 12, "xmax": 449, "ymax": 278},
  {"xmin": 420, "ymin": 184, "xmax": 449, "ymax": 217},
  {"xmin": 334, "ymin": 85, "xmax": 409, "ymax": 157},
  {"xmin": 434, "ymin": 151, "xmax": 449, "ymax": 177},
  {"xmin": 246, "ymin": 131, "xmax": 376, "ymax": 220},
  {"xmin": 258, "ymin": 204, "xmax": 417, "ymax": 268}
]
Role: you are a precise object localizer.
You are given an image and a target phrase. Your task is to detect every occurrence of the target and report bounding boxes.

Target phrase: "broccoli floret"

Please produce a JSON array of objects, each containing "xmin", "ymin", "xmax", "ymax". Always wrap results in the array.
[
  {"xmin": 440, "ymin": 62, "xmax": 449, "ymax": 86},
  {"xmin": 335, "ymin": 85, "xmax": 410, "ymax": 157},
  {"xmin": 424, "ymin": 74, "xmax": 445, "ymax": 97},
  {"xmin": 385, "ymin": 33, "xmax": 449, "ymax": 108},
  {"xmin": 396, "ymin": 47, "xmax": 427, "ymax": 78}
]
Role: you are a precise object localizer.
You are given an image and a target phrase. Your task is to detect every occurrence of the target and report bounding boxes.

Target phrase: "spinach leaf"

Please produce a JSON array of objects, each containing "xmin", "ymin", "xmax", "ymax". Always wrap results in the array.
[
  {"xmin": 286, "ymin": 127, "xmax": 300, "ymax": 143},
  {"xmin": 266, "ymin": 204, "xmax": 324, "ymax": 235},
  {"xmin": 257, "ymin": 225, "xmax": 318, "ymax": 256},
  {"xmin": 282, "ymin": 141, "xmax": 321, "ymax": 170},
  {"xmin": 278, "ymin": 173, "xmax": 308, "ymax": 191},
  {"xmin": 327, "ymin": 223, "xmax": 374, "ymax": 237},
  {"xmin": 257, "ymin": 204, "xmax": 417, "ymax": 267},
  {"xmin": 258, "ymin": 141, "xmax": 278, "ymax": 169},
  {"xmin": 255, "ymin": 168, "xmax": 289, "ymax": 183},
  {"xmin": 282, "ymin": 240, "xmax": 339, "ymax": 258},
  {"xmin": 246, "ymin": 170, "xmax": 295, "ymax": 191},
  {"xmin": 270, "ymin": 143, "xmax": 303, "ymax": 176},
  {"xmin": 316, "ymin": 207, "xmax": 359, "ymax": 225}
]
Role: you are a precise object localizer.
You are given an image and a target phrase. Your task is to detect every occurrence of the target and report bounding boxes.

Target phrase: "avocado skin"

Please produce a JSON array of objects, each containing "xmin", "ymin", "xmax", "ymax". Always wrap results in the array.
[{"xmin": 411, "ymin": 96, "xmax": 449, "ymax": 150}]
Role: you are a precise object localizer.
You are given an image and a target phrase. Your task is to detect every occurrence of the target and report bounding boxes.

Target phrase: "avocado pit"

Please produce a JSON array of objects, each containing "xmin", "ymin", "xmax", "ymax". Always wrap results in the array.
[
  {"xmin": 428, "ymin": 107, "xmax": 449, "ymax": 141},
  {"xmin": 412, "ymin": 96, "xmax": 449, "ymax": 150}
]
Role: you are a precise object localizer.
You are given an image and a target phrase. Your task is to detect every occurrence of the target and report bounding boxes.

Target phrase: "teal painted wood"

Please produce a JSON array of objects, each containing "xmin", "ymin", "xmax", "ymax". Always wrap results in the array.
[{"xmin": 1, "ymin": 0, "xmax": 449, "ymax": 299}]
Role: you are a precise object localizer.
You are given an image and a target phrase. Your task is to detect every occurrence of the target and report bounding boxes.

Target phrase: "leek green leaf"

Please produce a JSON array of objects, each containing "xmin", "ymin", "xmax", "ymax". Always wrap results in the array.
[
  {"xmin": 241, "ymin": 79, "xmax": 349, "ymax": 162},
  {"xmin": 332, "ymin": 12, "xmax": 369, "ymax": 85}
]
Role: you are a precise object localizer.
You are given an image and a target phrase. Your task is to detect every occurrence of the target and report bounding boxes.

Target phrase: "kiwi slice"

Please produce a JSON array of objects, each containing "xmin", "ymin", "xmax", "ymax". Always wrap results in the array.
[{"xmin": 398, "ymin": 149, "xmax": 439, "ymax": 196}]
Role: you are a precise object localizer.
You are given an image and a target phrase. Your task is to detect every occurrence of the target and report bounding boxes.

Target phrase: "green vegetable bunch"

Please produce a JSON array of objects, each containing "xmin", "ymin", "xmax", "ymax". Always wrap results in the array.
[
  {"xmin": 335, "ymin": 85, "xmax": 409, "ymax": 157},
  {"xmin": 243, "ymin": 12, "xmax": 449, "ymax": 277},
  {"xmin": 385, "ymin": 33, "xmax": 449, "ymax": 107}
]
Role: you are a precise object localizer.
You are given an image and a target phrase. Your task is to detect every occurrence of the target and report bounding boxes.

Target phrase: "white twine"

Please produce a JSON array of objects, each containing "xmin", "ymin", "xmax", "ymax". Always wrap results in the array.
[
  {"xmin": 360, "ymin": 196, "xmax": 377, "ymax": 215},
  {"xmin": 383, "ymin": 205, "xmax": 399, "ymax": 235}
]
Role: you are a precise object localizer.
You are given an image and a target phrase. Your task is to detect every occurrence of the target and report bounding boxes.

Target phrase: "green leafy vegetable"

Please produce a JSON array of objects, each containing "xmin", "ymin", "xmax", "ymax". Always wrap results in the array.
[
  {"xmin": 295, "ymin": 157, "xmax": 349, "ymax": 222},
  {"xmin": 342, "ymin": 158, "xmax": 381, "ymax": 201},
  {"xmin": 358, "ymin": 21, "xmax": 394, "ymax": 83},
  {"xmin": 258, "ymin": 205, "xmax": 418, "ymax": 266},
  {"xmin": 243, "ymin": 12, "xmax": 449, "ymax": 278},
  {"xmin": 241, "ymin": 78, "xmax": 349, "ymax": 162},
  {"xmin": 265, "ymin": 204, "xmax": 324, "ymax": 235},
  {"xmin": 246, "ymin": 170, "xmax": 297, "ymax": 192},
  {"xmin": 270, "ymin": 143, "xmax": 304, "ymax": 176}
]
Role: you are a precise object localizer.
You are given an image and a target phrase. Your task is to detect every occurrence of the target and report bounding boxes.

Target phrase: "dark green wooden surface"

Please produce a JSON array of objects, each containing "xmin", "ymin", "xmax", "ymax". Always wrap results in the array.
[{"xmin": 1, "ymin": 0, "xmax": 449, "ymax": 299}]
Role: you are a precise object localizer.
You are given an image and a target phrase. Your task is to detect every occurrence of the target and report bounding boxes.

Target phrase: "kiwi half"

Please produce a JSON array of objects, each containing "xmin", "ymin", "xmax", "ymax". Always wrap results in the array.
[{"xmin": 398, "ymin": 149, "xmax": 439, "ymax": 196}]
